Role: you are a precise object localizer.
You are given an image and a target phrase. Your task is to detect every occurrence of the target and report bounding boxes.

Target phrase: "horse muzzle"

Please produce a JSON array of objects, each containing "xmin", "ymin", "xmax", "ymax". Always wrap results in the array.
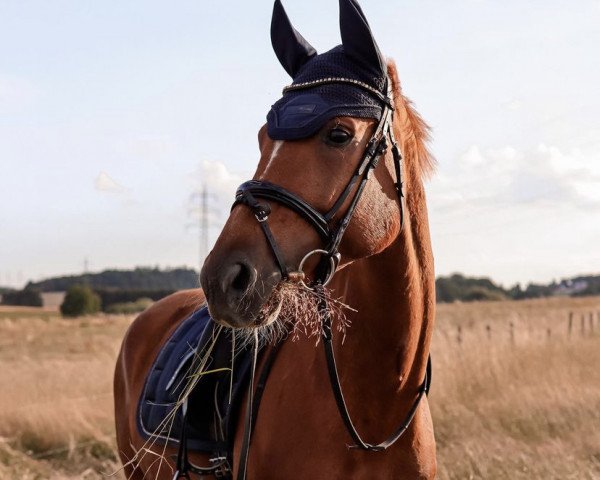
[{"xmin": 200, "ymin": 251, "xmax": 281, "ymax": 328}]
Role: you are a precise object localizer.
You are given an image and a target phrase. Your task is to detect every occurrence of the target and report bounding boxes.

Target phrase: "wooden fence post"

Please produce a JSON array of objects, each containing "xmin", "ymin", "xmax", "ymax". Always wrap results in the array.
[
  {"xmin": 568, "ymin": 311, "xmax": 573, "ymax": 338},
  {"xmin": 457, "ymin": 325, "xmax": 462, "ymax": 345},
  {"xmin": 581, "ymin": 314, "xmax": 585, "ymax": 336},
  {"xmin": 486, "ymin": 324, "xmax": 491, "ymax": 340},
  {"xmin": 590, "ymin": 313, "xmax": 594, "ymax": 334},
  {"xmin": 509, "ymin": 321, "xmax": 515, "ymax": 345}
]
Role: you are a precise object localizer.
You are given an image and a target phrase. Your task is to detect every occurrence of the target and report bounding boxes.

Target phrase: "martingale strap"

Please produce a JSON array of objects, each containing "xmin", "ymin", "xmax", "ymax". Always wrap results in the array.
[
  {"xmin": 235, "ymin": 339, "xmax": 283, "ymax": 480},
  {"xmin": 319, "ymin": 286, "xmax": 431, "ymax": 452},
  {"xmin": 236, "ymin": 331, "xmax": 259, "ymax": 480}
]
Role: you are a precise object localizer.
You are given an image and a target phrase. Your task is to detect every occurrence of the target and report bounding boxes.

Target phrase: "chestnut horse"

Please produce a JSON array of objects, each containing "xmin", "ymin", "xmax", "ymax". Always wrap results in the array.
[{"xmin": 114, "ymin": 0, "xmax": 436, "ymax": 478}]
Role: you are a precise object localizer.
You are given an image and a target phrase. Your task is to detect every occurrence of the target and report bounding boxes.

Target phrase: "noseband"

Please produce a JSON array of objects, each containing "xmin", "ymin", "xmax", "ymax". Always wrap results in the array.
[{"xmin": 233, "ymin": 76, "xmax": 404, "ymax": 285}]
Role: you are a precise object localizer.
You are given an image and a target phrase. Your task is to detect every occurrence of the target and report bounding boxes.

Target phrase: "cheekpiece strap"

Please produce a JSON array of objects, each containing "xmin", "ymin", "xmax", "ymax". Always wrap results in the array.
[{"xmin": 235, "ymin": 188, "xmax": 289, "ymax": 278}]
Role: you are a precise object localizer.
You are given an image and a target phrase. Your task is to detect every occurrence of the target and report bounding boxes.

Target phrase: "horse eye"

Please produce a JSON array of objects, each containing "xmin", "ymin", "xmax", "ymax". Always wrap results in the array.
[{"xmin": 327, "ymin": 128, "xmax": 352, "ymax": 145}]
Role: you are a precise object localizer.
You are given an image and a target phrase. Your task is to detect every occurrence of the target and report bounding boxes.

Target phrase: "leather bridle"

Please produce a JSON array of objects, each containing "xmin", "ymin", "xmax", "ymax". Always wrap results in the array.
[
  {"xmin": 234, "ymin": 76, "xmax": 431, "ymax": 474},
  {"xmin": 173, "ymin": 76, "xmax": 431, "ymax": 480},
  {"xmin": 233, "ymin": 76, "xmax": 404, "ymax": 285}
]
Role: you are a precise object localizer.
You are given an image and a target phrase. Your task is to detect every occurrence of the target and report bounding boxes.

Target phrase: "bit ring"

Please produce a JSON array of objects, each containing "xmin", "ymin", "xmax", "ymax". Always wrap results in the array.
[{"xmin": 294, "ymin": 249, "xmax": 339, "ymax": 288}]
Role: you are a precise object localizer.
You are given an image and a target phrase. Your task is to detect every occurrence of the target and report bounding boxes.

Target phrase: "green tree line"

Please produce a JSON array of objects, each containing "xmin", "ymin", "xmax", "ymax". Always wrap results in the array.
[
  {"xmin": 25, "ymin": 267, "xmax": 199, "ymax": 292},
  {"xmin": 435, "ymin": 273, "xmax": 600, "ymax": 303},
  {"xmin": 2, "ymin": 268, "xmax": 600, "ymax": 309}
]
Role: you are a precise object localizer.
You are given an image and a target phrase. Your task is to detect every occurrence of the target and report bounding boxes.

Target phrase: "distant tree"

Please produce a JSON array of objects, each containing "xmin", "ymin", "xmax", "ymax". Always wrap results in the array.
[
  {"xmin": 60, "ymin": 285, "xmax": 101, "ymax": 317},
  {"xmin": 572, "ymin": 275, "xmax": 600, "ymax": 296},
  {"xmin": 105, "ymin": 297, "xmax": 154, "ymax": 314},
  {"xmin": 436, "ymin": 273, "xmax": 507, "ymax": 303},
  {"xmin": 521, "ymin": 283, "xmax": 554, "ymax": 299},
  {"xmin": 507, "ymin": 283, "xmax": 525, "ymax": 300},
  {"xmin": 0, "ymin": 288, "xmax": 43, "ymax": 307},
  {"xmin": 95, "ymin": 288, "xmax": 175, "ymax": 312},
  {"xmin": 435, "ymin": 276, "xmax": 462, "ymax": 303},
  {"xmin": 28, "ymin": 267, "xmax": 199, "ymax": 292},
  {"xmin": 463, "ymin": 286, "xmax": 507, "ymax": 302}
]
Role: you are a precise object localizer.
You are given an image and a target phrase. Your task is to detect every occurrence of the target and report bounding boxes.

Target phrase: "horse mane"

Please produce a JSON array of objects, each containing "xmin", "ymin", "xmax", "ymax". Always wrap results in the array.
[{"xmin": 387, "ymin": 60, "xmax": 436, "ymax": 179}]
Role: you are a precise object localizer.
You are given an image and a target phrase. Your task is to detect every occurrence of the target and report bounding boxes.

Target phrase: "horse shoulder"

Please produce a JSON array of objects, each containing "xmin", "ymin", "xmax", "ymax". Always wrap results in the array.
[
  {"xmin": 115, "ymin": 288, "xmax": 206, "ymax": 382},
  {"xmin": 114, "ymin": 288, "xmax": 206, "ymax": 477}
]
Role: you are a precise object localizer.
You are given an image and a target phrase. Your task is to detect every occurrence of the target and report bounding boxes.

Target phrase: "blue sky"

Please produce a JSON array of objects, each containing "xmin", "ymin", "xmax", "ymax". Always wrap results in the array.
[{"xmin": 1, "ymin": 0, "xmax": 599, "ymax": 288}]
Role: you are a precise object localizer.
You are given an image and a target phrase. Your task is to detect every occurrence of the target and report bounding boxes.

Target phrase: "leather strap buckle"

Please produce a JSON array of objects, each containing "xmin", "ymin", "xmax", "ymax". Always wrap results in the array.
[{"xmin": 254, "ymin": 209, "xmax": 269, "ymax": 222}]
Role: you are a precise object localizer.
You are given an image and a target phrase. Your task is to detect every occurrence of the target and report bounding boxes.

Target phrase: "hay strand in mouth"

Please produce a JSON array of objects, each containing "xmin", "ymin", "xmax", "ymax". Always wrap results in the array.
[
  {"xmin": 280, "ymin": 282, "xmax": 354, "ymax": 343},
  {"xmin": 234, "ymin": 282, "xmax": 355, "ymax": 346}
]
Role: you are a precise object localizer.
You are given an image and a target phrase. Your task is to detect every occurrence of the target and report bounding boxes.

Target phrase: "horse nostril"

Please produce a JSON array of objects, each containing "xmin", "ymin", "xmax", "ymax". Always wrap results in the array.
[
  {"xmin": 232, "ymin": 263, "xmax": 251, "ymax": 291},
  {"xmin": 222, "ymin": 261, "xmax": 255, "ymax": 297}
]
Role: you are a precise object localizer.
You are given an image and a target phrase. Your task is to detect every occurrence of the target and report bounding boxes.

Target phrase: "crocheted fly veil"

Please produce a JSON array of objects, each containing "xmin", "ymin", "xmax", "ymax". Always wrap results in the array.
[{"xmin": 267, "ymin": 0, "xmax": 389, "ymax": 140}]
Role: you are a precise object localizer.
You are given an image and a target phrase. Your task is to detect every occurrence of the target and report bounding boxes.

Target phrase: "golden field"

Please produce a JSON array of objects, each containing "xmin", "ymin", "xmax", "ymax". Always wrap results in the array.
[{"xmin": 0, "ymin": 297, "xmax": 599, "ymax": 479}]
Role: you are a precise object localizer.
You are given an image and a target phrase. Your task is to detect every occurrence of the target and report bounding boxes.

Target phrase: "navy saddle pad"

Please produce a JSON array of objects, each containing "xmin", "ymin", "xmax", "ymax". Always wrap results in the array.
[{"xmin": 137, "ymin": 306, "xmax": 255, "ymax": 453}]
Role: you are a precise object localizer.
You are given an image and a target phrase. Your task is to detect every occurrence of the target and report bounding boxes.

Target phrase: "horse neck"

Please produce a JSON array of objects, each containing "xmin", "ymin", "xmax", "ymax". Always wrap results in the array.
[{"xmin": 331, "ymin": 110, "xmax": 435, "ymax": 404}]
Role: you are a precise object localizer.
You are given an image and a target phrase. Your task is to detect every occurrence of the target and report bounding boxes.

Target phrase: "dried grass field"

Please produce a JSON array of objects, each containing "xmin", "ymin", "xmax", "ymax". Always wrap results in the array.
[{"xmin": 0, "ymin": 296, "xmax": 599, "ymax": 479}]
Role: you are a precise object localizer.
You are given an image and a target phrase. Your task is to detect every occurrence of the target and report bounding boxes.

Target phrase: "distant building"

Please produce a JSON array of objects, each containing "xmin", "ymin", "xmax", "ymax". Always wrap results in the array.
[
  {"xmin": 41, "ymin": 291, "xmax": 66, "ymax": 309},
  {"xmin": 554, "ymin": 280, "xmax": 588, "ymax": 296}
]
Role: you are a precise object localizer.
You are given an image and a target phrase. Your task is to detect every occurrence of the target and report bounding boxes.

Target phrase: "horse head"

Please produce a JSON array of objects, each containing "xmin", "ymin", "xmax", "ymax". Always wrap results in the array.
[{"xmin": 201, "ymin": 0, "xmax": 409, "ymax": 329}]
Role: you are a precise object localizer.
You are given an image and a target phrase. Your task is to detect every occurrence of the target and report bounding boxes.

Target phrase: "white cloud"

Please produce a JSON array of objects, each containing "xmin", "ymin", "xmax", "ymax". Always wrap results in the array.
[
  {"xmin": 196, "ymin": 160, "xmax": 249, "ymax": 201},
  {"xmin": 429, "ymin": 143, "xmax": 600, "ymax": 284},
  {"xmin": 185, "ymin": 160, "xmax": 251, "ymax": 229},
  {"xmin": 95, "ymin": 171, "xmax": 128, "ymax": 194},
  {"xmin": 431, "ymin": 143, "xmax": 600, "ymax": 213}
]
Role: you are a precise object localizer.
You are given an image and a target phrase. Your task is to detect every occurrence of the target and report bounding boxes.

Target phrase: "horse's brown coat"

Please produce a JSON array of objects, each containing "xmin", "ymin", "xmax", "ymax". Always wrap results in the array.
[{"xmin": 114, "ymin": 61, "xmax": 437, "ymax": 479}]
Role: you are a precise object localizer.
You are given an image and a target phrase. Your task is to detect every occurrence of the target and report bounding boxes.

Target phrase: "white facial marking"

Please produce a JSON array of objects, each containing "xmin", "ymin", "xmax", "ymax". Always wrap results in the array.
[{"xmin": 262, "ymin": 140, "xmax": 283, "ymax": 177}]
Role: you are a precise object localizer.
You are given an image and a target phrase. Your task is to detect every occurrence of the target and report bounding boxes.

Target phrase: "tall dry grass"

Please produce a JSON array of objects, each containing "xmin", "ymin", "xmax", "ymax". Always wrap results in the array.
[
  {"xmin": 431, "ymin": 297, "xmax": 600, "ymax": 479},
  {"xmin": 0, "ymin": 297, "xmax": 599, "ymax": 478},
  {"xmin": 0, "ymin": 310, "xmax": 129, "ymax": 479}
]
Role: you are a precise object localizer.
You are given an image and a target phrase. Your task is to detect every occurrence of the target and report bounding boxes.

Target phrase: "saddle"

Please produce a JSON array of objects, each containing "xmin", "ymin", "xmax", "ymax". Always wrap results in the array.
[{"xmin": 137, "ymin": 306, "xmax": 257, "ymax": 462}]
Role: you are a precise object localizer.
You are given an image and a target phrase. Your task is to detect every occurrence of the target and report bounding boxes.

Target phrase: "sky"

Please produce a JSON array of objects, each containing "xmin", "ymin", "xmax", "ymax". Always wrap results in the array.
[{"xmin": 1, "ymin": 0, "xmax": 599, "ymax": 288}]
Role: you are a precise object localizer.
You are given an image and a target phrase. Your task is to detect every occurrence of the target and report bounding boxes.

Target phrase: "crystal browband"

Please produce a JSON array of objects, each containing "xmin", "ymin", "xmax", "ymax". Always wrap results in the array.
[{"xmin": 282, "ymin": 77, "xmax": 389, "ymax": 104}]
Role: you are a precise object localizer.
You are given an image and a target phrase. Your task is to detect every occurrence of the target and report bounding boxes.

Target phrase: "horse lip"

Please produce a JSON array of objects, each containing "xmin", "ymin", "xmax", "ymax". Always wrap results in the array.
[
  {"xmin": 260, "ymin": 296, "xmax": 284, "ymax": 326},
  {"xmin": 206, "ymin": 283, "xmax": 284, "ymax": 330},
  {"xmin": 207, "ymin": 305, "xmax": 247, "ymax": 329}
]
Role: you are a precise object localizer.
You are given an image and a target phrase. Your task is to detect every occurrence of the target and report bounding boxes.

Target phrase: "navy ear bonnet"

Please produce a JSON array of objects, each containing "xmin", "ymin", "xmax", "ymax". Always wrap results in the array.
[
  {"xmin": 267, "ymin": 46, "xmax": 386, "ymax": 140},
  {"xmin": 267, "ymin": 0, "xmax": 388, "ymax": 141}
]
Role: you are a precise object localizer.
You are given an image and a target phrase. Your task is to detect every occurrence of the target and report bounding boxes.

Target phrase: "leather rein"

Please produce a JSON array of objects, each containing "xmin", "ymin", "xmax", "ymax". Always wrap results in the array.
[{"xmin": 173, "ymin": 76, "xmax": 431, "ymax": 479}]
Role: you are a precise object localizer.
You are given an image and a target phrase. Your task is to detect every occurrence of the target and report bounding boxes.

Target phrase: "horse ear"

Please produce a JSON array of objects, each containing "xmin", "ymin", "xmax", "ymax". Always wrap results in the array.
[
  {"xmin": 271, "ymin": 0, "xmax": 317, "ymax": 78},
  {"xmin": 339, "ymin": 0, "xmax": 385, "ymax": 76}
]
